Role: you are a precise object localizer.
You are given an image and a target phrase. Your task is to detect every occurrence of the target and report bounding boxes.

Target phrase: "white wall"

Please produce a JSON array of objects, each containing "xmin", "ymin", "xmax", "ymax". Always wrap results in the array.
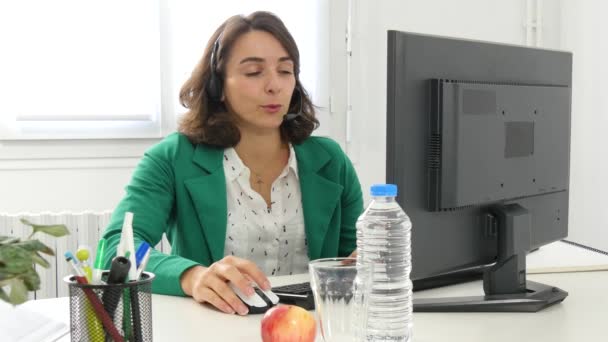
[
  {"xmin": 337, "ymin": 0, "xmax": 561, "ymax": 199},
  {"xmin": 335, "ymin": 0, "xmax": 606, "ymax": 251},
  {"xmin": 2, "ymin": 0, "xmax": 606, "ymax": 252},
  {"xmin": 0, "ymin": 139, "xmax": 152, "ymax": 213},
  {"xmin": 560, "ymin": 0, "xmax": 608, "ymax": 251}
]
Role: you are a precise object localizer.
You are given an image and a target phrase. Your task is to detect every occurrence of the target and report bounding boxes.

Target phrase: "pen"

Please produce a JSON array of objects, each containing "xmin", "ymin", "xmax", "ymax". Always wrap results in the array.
[
  {"xmin": 119, "ymin": 212, "xmax": 138, "ymax": 281},
  {"xmin": 102, "ymin": 255, "xmax": 131, "ymax": 327},
  {"xmin": 123, "ymin": 288, "xmax": 133, "ymax": 341},
  {"xmin": 129, "ymin": 248, "xmax": 148, "ymax": 341},
  {"xmin": 120, "ymin": 250, "xmax": 134, "ymax": 339},
  {"xmin": 122, "ymin": 245, "xmax": 148, "ymax": 342},
  {"xmin": 131, "ymin": 245, "xmax": 150, "ymax": 342},
  {"xmin": 76, "ymin": 245, "xmax": 93, "ymax": 283},
  {"xmin": 65, "ymin": 251, "xmax": 86, "ymax": 278},
  {"xmin": 124, "ymin": 251, "xmax": 132, "ymax": 264},
  {"xmin": 130, "ymin": 286, "xmax": 143, "ymax": 342},
  {"xmin": 106, "ymin": 256, "xmax": 130, "ymax": 285},
  {"xmin": 74, "ymin": 247, "xmax": 103, "ymax": 341},
  {"xmin": 65, "ymin": 253, "xmax": 124, "ymax": 342},
  {"xmin": 93, "ymin": 238, "xmax": 106, "ymax": 284},
  {"xmin": 135, "ymin": 248, "xmax": 151, "ymax": 280},
  {"xmin": 65, "ymin": 252, "xmax": 85, "ymax": 278},
  {"xmin": 135, "ymin": 242, "xmax": 150, "ymax": 269}
]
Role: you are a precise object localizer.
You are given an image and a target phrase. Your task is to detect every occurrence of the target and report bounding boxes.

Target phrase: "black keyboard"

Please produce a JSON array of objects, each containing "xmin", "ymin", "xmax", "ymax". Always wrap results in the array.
[{"xmin": 271, "ymin": 282, "xmax": 315, "ymax": 310}]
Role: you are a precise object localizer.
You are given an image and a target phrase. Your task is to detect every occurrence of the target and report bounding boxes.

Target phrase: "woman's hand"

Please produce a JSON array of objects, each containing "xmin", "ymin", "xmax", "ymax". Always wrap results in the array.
[
  {"xmin": 341, "ymin": 250, "xmax": 357, "ymax": 265},
  {"xmin": 180, "ymin": 256, "xmax": 271, "ymax": 315}
]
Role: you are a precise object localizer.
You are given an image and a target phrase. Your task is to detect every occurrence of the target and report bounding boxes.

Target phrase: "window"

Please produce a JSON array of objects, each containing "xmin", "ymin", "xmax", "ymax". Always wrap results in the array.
[
  {"xmin": 0, "ymin": 0, "xmax": 329, "ymax": 140},
  {"xmin": 0, "ymin": 1, "xmax": 161, "ymax": 139}
]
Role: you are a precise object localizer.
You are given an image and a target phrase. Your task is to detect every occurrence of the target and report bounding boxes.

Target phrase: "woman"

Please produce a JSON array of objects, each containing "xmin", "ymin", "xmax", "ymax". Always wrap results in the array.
[{"xmin": 102, "ymin": 11, "xmax": 363, "ymax": 315}]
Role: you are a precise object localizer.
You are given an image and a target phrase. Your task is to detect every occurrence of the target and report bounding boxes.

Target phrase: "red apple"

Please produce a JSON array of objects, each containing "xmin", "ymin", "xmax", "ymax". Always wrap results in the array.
[{"xmin": 261, "ymin": 305, "xmax": 316, "ymax": 342}]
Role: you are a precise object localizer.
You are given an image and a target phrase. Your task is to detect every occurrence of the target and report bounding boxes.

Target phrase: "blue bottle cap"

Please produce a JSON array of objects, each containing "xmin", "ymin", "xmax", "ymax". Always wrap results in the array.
[{"xmin": 370, "ymin": 184, "xmax": 398, "ymax": 197}]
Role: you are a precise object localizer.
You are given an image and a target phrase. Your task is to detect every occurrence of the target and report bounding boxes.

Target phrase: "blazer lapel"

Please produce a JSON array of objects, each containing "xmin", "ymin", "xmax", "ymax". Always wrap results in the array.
[
  {"xmin": 295, "ymin": 141, "xmax": 343, "ymax": 260},
  {"xmin": 184, "ymin": 140, "xmax": 344, "ymax": 263},
  {"xmin": 184, "ymin": 144, "xmax": 227, "ymax": 263}
]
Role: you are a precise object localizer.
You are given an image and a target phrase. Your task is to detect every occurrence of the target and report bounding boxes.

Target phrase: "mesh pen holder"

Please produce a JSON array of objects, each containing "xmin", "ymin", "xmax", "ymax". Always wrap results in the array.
[{"xmin": 64, "ymin": 272, "xmax": 155, "ymax": 342}]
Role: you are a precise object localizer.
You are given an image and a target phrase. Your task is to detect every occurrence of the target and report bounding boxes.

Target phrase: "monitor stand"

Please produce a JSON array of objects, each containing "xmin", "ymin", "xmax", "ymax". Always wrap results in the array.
[{"xmin": 413, "ymin": 203, "xmax": 568, "ymax": 312}]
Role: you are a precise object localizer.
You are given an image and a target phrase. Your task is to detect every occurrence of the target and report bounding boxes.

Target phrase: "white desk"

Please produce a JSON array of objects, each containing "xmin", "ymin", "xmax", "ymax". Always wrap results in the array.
[{"xmin": 24, "ymin": 270, "xmax": 608, "ymax": 342}]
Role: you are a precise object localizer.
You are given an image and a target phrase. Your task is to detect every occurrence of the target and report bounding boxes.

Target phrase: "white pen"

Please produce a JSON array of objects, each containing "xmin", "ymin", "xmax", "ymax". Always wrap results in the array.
[{"xmin": 120, "ymin": 211, "xmax": 138, "ymax": 281}]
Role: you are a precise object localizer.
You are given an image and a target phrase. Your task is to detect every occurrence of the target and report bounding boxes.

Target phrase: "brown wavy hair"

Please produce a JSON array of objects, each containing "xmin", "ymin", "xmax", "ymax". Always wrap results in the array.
[{"xmin": 178, "ymin": 11, "xmax": 319, "ymax": 147}]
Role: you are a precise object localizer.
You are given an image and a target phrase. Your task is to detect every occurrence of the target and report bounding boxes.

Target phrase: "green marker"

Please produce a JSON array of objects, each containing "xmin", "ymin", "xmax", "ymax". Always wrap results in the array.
[{"xmin": 93, "ymin": 238, "xmax": 106, "ymax": 284}]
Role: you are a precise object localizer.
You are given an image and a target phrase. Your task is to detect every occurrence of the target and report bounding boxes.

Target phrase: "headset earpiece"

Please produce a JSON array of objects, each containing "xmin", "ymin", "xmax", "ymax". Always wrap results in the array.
[
  {"xmin": 206, "ymin": 36, "xmax": 223, "ymax": 102},
  {"xmin": 283, "ymin": 87, "xmax": 304, "ymax": 121}
]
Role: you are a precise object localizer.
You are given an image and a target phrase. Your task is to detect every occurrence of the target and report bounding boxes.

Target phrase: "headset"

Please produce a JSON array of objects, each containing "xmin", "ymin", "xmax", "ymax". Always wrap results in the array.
[
  {"xmin": 205, "ymin": 36, "xmax": 223, "ymax": 102},
  {"xmin": 205, "ymin": 34, "xmax": 304, "ymax": 121},
  {"xmin": 283, "ymin": 87, "xmax": 303, "ymax": 121}
]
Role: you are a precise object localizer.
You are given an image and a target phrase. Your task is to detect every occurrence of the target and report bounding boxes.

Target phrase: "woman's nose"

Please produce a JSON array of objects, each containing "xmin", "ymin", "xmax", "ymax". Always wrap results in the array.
[{"xmin": 264, "ymin": 72, "xmax": 282, "ymax": 94}]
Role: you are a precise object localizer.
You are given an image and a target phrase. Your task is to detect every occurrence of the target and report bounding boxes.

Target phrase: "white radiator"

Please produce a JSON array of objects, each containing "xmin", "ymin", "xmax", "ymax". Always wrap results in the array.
[{"xmin": 0, "ymin": 212, "xmax": 171, "ymax": 300}]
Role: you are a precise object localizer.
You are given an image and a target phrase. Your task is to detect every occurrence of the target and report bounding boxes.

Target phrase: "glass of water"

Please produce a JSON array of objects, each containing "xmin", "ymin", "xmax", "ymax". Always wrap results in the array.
[{"xmin": 309, "ymin": 258, "xmax": 372, "ymax": 342}]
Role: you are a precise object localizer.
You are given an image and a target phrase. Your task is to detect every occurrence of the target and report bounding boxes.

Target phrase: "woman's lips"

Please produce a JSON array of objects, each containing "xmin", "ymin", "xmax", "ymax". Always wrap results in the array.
[{"xmin": 261, "ymin": 104, "xmax": 282, "ymax": 113}]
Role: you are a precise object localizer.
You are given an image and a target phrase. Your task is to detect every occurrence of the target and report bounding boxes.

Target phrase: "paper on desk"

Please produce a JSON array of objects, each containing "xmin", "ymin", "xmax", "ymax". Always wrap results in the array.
[
  {"xmin": 527, "ymin": 241, "xmax": 608, "ymax": 274},
  {"xmin": 0, "ymin": 300, "xmax": 68, "ymax": 342}
]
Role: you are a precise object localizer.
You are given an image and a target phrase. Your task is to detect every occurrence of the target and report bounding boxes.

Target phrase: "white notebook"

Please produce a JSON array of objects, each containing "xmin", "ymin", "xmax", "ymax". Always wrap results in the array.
[
  {"xmin": 0, "ymin": 300, "xmax": 68, "ymax": 342},
  {"xmin": 527, "ymin": 240, "xmax": 608, "ymax": 274}
]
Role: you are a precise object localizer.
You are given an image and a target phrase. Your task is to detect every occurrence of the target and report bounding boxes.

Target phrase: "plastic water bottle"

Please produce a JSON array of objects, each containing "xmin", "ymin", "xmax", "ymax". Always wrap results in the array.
[{"xmin": 356, "ymin": 184, "xmax": 413, "ymax": 342}]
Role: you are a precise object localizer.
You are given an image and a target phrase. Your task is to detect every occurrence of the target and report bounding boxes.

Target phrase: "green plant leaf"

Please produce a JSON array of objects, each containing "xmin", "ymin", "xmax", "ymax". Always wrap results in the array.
[
  {"xmin": 19, "ymin": 218, "xmax": 36, "ymax": 228},
  {"xmin": 0, "ymin": 219, "xmax": 66, "ymax": 305},
  {"xmin": 21, "ymin": 269, "xmax": 40, "ymax": 291},
  {"xmin": 0, "ymin": 272, "xmax": 12, "ymax": 282},
  {"xmin": 14, "ymin": 239, "xmax": 54, "ymax": 256},
  {"xmin": 20, "ymin": 219, "xmax": 70, "ymax": 238},
  {"xmin": 31, "ymin": 252, "xmax": 50, "ymax": 268},
  {"xmin": 35, "ymin": 225, "xmax": 70, "ymax": 237},
  {"xmin": 0, "ymin": 246, "xmax": 32, "ymax": 275},
  {"xmin": 0, "ymin": 287, "xmax": 9, "ymax": 304},
  {"xmin": 0, "ymin": 236, "xmax": 20, "ymax": 245},
  {"xmin": 7, "ymin": 278, "xmax": 28, "ymax": 305}
]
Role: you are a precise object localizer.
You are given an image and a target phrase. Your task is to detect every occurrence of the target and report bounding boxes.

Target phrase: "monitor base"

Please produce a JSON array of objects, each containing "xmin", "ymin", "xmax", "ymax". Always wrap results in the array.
[{"xmin": 413, "ymin": 280, "xmax": 568, "ymax": 312}]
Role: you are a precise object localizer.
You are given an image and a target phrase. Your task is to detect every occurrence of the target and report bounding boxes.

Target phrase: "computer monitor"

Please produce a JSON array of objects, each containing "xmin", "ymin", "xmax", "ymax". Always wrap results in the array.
[{"xmin": 386, "ymin": 30, "xmax": 572, "ymax": 312}]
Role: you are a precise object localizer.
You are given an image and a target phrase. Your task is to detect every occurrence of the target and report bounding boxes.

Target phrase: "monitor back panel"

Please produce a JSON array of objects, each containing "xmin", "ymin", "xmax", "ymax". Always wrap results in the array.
[{"xmin": 386, "ymin": 31, "xmax": 572, "ymax": 280}]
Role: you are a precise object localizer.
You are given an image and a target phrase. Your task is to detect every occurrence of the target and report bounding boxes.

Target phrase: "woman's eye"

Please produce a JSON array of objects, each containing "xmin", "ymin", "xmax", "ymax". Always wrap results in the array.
[
  {"xmin": 245, "ymin": 71, "xmax": 262, "ymax": 77},
  {"xmin": 280, "ymin": 70, "xmax": 293, "ymax": 75}
]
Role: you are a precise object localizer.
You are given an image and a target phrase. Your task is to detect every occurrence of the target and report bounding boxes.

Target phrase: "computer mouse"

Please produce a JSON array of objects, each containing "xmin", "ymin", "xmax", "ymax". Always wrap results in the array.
[{"xmin": 229, "ymin": 282, "xmax": 280, "ymax": 314}]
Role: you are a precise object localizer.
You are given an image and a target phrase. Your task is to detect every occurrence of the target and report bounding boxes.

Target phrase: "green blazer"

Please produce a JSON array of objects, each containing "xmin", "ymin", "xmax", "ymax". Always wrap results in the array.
[{"xmin": 101, "ymin": 132, "xmax": 363, "ymax": 296}]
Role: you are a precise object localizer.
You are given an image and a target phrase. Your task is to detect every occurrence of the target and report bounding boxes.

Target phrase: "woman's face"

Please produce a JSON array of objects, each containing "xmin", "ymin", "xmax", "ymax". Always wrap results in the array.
[{"xmin": 222, "ymin": 30, "xmax": 296, "ymax": 134}]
